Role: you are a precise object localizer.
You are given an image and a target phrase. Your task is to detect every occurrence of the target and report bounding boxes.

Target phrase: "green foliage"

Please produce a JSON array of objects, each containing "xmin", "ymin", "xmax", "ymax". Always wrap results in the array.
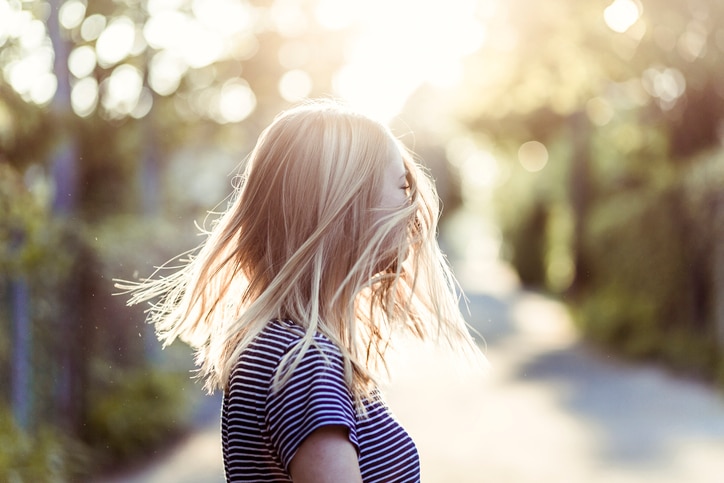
[
  {"xmin": 85, "ymin": 369, "xmax": 192, "ymax": 465},
  {"xmin": 492, "ymin": 132, "xmax": 574, "ymax": 290},
  {"xmin": 575, "ymin": 286, "xmax": 659, "ymax": 357},
  {"xmin": 0, "ymin": 407, "xmax": 90, "ymax": 482},
  {"xmin": 0, "ymin": 84, "xmax": 55, "ymax": 170},
  {"xmin": 574, "ymin": 158, "xmax": 722, "ymax": 378},
  {"xmin": 504, "ymin": 202, "xmax": 548, "ymax": 287},
  {"xmin": 457, "ymin": 0, "xmax": 724, "ymax": 384},
  {"xmin": 1, "ymin": 163, "xmax": 200, "ymax": 475},
  {"xmin": 0, "ymin": 164, "xmax": 72, "ymax": 278},
  {"xmin": 0, "ymin": 162, "xmax": 88, "ymax": 418}
]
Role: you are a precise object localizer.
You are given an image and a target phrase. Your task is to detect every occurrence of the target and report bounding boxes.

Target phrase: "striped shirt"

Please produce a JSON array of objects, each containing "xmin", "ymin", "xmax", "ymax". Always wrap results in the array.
[{"xmin": 222, "ymin": 319, "xmax": 420, "ymax": 482}]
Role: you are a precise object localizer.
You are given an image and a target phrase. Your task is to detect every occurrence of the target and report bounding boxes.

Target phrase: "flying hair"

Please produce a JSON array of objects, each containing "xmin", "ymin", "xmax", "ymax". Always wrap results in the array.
[{"xmin": 117, "ymin": 99, "xmax": 481, "ymax": 405}]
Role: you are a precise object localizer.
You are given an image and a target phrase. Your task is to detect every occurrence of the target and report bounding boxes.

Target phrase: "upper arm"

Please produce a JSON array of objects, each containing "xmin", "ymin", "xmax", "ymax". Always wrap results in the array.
[
  {"xmin": 289, "ymin": 425, "xmax": 362, "ymax": 483},
  {"xmin": 265, "ymin": 337, "xmax": 359, "ymax": 473}
]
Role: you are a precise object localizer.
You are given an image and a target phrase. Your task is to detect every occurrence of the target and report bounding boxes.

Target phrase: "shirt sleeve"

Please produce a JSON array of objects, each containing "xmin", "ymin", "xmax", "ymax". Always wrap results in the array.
[{"xmin": 265, "ymin": 338, "xmax": 359, "ymax": 471}]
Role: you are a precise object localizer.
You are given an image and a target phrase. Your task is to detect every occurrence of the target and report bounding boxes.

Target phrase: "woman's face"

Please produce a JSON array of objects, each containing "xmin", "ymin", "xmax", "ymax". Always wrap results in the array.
[
  {"xmin": 372, "ymin": 141, "xmax": 412, "ymax": 273},
  {"xmin": 378, "ymin": 143, "xmax": 409, "ymax": 212}
]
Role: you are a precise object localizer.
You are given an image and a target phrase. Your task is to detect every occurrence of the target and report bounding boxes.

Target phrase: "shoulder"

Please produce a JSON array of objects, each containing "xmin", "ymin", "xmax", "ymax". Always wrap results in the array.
[
  {"xmin": 233, "ymin": 320, "xmax": 344, "ymax": 378},
  {"xmin": 247, "ymin": 320, "xmax": 340, "ymax": 367},
  {"xmin": 270, "ymin": 321, "xmax": 347, "ymax": 388}
]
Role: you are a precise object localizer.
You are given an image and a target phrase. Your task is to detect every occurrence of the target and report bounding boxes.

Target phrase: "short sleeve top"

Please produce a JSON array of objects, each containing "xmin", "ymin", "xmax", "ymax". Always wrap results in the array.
[{"xmin": 221, "ymin": 320, "xmax": 421, "ymax": 482}]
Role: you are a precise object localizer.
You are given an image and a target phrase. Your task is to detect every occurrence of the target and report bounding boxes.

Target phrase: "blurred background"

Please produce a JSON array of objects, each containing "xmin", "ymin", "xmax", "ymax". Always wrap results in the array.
[{"xmin": 1, "ymin": 0, "xmax": 724, "ymax": 480}]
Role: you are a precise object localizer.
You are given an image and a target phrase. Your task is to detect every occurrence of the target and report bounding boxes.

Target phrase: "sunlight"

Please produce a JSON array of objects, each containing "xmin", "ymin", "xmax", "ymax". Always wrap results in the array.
[
  {"xmin": 148, "ymin": 50, "xmax": 187, "ymax": 96},
  {"xmin": 70, "ymin": 76, "xmax": 98, "ymax": 117},
  {"xmin": 191, "ymin": 0, "xmax": 254, "ymax": 36},
  {"xmin": 270, "ymin": 0, "xmax": 309, "ymax": 38},
  {"xmin": 101, "ymin": 63, "xmax": 143, "ymax": 117},
  {"xmin": 143, "ymin": 10, "xmax": 187, "ymax": 51},
  {"xmin": 678, "ymin": 21, "xmax": 708, "ymax": 62},
  {"xmin": 18, "ymin": 18, "xmax": 46, "ymax": 50},
  {"xmin": 603, "ymin": 0, "xmax": 642, "ymax": 34},
  {"xmin": 147, "ymin": 0, "xmax": 185, "ymax": 15},
  {"xmin": 68, "ymin": 45, "xmax": 96, "ymax": 79},
  {"xmin": 314, "ymin": 0, "xmax": 355, "ymax": 30},
  {"xmin": 80, "ymin": 14, "xmax": 106, "ymax": 42},
  {"xmin": 0, "ymin": 2, "xmax": 56, "ymax": 106},
  {"xmin": 447, "ymin": 136, "xmax": 501, "ymax": 189},
  {"xmin": 96, "ymin": 16, "xmax": 135, "ymax": 67},
  {"xmin": 144, "ymin": 10, "xmax": 224, "ymax": 69},
  {"xmin": 0, "ymin": 0, "xmax": 495, "ymax": 121},
  {"xmin": 0, "ymin": 1, "xmax": 29, "ymax": 41},
  {"xmin": 641, "ymin": 66, "xmax": 686, "ymax": 110},
  {"xmin": 58, "ymin": 0, "xmax": 87, "ymax": 31},
  {"xmin": 0, "ymin": 1, "xmax": 10, "ymax": 48},
  {"xmin": 327, "ymin": 0, "xmax": 488, "ymax": 121},
  {"xmin": 4, "ymin": 47, "xmax": 56, "ymax": 105},
  {"xmin": 215, "ymin": 78, "xmax": 256, "ymax": 123},
  {"xmin": 278, "ymin": 69, "xmax": 313, "ymax": 102}
]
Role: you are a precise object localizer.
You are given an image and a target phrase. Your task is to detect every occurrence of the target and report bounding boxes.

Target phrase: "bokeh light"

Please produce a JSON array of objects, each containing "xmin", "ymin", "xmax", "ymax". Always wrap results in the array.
[
  {"xmin": 215, "ymin": 78, "xmax": 256, "ymax": 123},
  {"xmin": 148, "ymin": 50, "xmax": 187, "ymax": 96},
  {"xmin": 80, "ymin": 14, "xmax": 106, "ymax": 42},
  {"xmin": 0, "ymin": 1, "xmax": 56, "ymax": 106},
  {"xmin": 642, "ymin": 66, "xmax": 686, "ymax": 110},
  {"xmin": 96, "ymin": 16, "xmax": 136, "ymax": 68},
  {"xmin": 0, "ymin": 0, "xmax": 497, "ymax": 121},
  {"xmin": 191, "ymin": 0, "xmax": 254, "ymax": 36},
  {"xmin": 517, "ymin": 141, "xmax": 549, "ymax": 173},
  {"xmin": 4, "ymin": 46, "xmax": 56, "ymax": 105},
  {"xmin": 278, "ymin": 69, "xmax": 313, "ymax": 102},
  {"xmin": 604, "ymin": 0, "xmax": 642, "ymax": 33},
  {"xmin": 70, "ymin": 76, "xmax": 98, "ymax": 117},
  {"xmin": 58, "ymin": 0, "xmax": 87, "ymax": 31},
  {"xmin": 447, "ymin": 135, "xmax": 503, "ymax": 207},
  {"xmin": 269, "ymin": 0, "xmax": 309, "ymax": 37},
  {"xmin": 100, "ymin": 63, "xmax": 144, "ymax": 118},
  {"xmin": 586, "ymin": 97, "xmax": 615, "ymax": 127},
  {"xmin": 67, "ymin": 45, "xmax": 96, "ymax": 79}
]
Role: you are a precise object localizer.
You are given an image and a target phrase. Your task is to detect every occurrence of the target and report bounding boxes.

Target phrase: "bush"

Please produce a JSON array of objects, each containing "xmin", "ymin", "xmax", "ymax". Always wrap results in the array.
[
  {"xmin": 0, "ymin": 407, "xmax": 90, "ymax": 482},
  {"xmin": 575, "ymin": 162, "xmax": 722, "ymax": 379},
  {"xmin": 85, "ymin": 368, "xmax": 192, "ymax": 467},
  {"xmin": 505, "ymin": 202, "xmax": 549, "ymax": 287}
]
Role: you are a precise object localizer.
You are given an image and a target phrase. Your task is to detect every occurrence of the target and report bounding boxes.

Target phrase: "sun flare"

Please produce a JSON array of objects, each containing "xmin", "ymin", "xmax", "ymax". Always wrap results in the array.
[{"xmin": 323, "ymin": 0, "xmax": 489, "ymax": 122}]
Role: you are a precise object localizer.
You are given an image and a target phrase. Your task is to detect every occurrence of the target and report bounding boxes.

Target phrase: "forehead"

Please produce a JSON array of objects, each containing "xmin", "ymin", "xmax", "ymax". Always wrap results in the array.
[{"xmin": 386, "ymin": 140, "xmax": 406, "ymax": 175}]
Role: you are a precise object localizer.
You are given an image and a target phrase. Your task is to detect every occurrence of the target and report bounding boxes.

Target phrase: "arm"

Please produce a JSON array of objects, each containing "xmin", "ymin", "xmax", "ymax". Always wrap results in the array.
[{"xmin": 289, "ymin": 425, "xmax": 363, "ymax": 483}]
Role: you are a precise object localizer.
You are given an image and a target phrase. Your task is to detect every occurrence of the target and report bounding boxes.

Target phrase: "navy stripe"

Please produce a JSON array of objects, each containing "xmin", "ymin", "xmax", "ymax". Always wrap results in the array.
[{"xmin": 222, "ymin": 320, "xmax": 420, "ymax": 482}]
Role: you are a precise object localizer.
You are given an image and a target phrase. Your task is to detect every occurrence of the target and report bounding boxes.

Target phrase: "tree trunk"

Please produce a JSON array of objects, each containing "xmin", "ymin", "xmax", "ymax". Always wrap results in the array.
[
  {"xmin": 568, "ymin": 111, "xmax": 592, "ymax": 295},
  {"xmin": 713, "ymin": 189, "xmax": 724, "ymax": 346}
]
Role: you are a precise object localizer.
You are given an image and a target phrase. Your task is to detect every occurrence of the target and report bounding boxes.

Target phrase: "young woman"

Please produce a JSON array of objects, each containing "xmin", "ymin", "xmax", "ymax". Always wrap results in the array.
[{"xmin": 122, "ymin": 100, "xmax": 481, "ymax": 482}]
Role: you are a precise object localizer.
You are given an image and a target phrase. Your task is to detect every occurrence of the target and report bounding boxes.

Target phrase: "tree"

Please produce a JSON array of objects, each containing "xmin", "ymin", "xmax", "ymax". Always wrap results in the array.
[
  {"xmin": 453, "ymin": 0, "xmax": 724, "ymax": 376},
  {"xmin": 0, "ymin": 0, "xmax": 352, "ymax": 467}
]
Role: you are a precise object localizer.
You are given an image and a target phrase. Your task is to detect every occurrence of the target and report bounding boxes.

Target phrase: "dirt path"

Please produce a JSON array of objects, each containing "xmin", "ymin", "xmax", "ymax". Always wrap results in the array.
[{"xmin": 100, "ymin": 259, "xmax": 724, "ymax": 483}]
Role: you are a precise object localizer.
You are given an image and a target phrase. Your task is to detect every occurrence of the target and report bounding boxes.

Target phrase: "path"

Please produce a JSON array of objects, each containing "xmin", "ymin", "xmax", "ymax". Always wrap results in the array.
[{"xmin": 99, "ymin": 257, "xmax": 724, "ymax": 482}]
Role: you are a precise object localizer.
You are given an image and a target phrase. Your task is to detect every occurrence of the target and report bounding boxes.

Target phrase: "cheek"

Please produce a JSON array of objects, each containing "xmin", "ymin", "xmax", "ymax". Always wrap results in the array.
[
  {"xmin": 374, "ymin": 217, "xmax": 413, "ymax": 272},
  {"xmin": 378, "ymin": 172, "xmax": 410, "ymax": 211},
  {"xmin": 378, "ymin": 191, "xmax": 405, "ymax": 212}
]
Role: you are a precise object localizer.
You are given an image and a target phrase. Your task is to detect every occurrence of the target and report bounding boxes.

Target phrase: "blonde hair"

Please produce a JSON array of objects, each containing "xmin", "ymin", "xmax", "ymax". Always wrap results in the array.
[{"xmin": 120, "ymin": 99, "xmax": 479, "ymax": 401}]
